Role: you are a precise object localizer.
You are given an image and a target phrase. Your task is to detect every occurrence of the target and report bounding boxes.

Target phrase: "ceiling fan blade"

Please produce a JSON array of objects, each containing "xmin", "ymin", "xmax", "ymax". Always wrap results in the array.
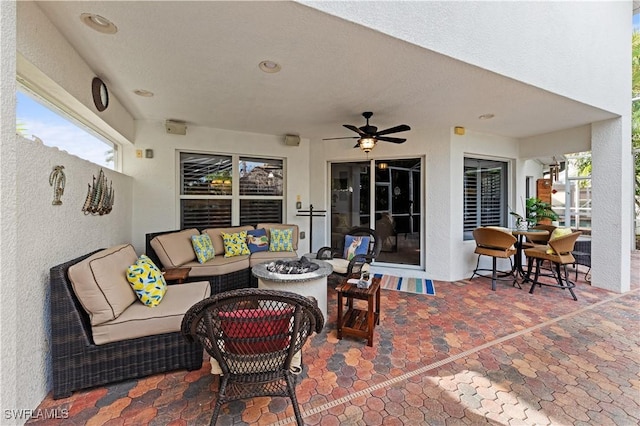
[
  {"xmin": 343, "ymin": 124, "xmax": 367, "ymax": 136},
  {"xmin": 375, "ymin": 124, "xmax": 411, "ymax": 137},
  {"xmin": 322, "ymin": 136, "xmax": 359, "ymax": 141},
  {"xmin": 353, "ymin": 143, "xmax": 360, "ymax": 149},
  {"xmin": 377, "ymin": 136, "xmax": 406, "ymax": 144}
]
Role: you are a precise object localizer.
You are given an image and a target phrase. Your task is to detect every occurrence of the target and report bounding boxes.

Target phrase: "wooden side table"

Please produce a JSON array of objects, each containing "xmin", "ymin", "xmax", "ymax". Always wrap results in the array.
[
  {"xmin": 163, "ymin": 267, "xmax": 191, "ymax": 284},
  {"xmin": 336, "ymin": 275, "xmax": 381, "ymax": 347}
]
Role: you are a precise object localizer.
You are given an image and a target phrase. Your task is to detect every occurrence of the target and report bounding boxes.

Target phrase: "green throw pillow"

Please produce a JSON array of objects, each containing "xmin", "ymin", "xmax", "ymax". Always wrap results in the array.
[
  {"xmin": 269, "ymin": 228, "xmax": 294, "ymax": 252},
  {"xmin": 221, "ymin": 230, "xmax": 251, "ymax": 257},
  {"xmin": 126, "ymin": 255, "xmax": 167, "ymax": 307},
  {"xmin": 191, "ymin": 234, "xmax": 215, "ymax": 263}
]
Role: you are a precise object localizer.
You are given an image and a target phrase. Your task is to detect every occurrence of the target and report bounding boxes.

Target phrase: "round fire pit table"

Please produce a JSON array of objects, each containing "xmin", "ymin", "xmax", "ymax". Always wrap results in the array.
[{"xmin": 252, "ymin": 258, "xmax": 332, "ymax": 323}]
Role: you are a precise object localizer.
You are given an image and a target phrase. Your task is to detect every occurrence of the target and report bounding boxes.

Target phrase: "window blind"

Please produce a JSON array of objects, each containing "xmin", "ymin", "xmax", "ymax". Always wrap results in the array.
[{"xmin": 463, "ymin": 158, "xmax": 508, "ymax": 240}]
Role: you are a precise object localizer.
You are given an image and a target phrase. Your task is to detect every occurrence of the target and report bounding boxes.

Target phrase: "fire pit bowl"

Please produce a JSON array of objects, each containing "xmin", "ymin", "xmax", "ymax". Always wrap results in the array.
[{"xmin": 252, "ymin": 258, "xmax": 333, "ymax": 322}]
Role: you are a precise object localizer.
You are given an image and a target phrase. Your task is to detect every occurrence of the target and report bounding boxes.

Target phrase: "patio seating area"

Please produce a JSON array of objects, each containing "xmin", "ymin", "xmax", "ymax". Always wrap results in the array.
[{"xmin": 28, "ymin": 252, "xmax": 639, "ymax": 425}]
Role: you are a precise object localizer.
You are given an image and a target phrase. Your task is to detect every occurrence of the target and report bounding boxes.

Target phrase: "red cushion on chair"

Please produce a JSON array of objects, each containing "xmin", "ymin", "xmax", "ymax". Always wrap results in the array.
[{"xmin": 219, "ymin": 308, "xmax": 293, "ymax": 354}]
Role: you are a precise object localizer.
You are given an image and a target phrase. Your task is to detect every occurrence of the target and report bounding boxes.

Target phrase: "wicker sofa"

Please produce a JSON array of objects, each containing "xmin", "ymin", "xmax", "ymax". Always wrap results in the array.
[
  {"xmin": 145, "ymin": 223, "xmax": 300, "ymax": 293},
  {"xmin": 50, "ymin": 246, "xmax": 210, "ymax": 399}
]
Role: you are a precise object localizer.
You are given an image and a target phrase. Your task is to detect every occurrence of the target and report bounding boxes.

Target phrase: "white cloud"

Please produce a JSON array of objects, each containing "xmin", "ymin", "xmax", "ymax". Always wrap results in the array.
[{"xmin": 23, "ymin": 119, "xmax": 113, "ymax": 168}]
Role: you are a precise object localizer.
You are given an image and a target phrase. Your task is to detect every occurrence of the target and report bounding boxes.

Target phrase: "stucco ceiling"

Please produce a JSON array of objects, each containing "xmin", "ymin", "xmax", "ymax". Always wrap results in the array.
[{"xmin": 35, "ymin": 1, "xmax": 616, "ymax": 141}]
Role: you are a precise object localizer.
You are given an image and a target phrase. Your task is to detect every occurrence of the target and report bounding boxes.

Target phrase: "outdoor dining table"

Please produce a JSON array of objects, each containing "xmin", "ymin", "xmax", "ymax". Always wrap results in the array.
[{"xmin": 511, "ymin": 228, "xmax": 550, "ymax": 280}]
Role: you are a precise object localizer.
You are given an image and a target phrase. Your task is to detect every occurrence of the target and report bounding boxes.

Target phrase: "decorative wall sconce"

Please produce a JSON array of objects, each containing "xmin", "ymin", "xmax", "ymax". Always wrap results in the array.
[
  {"xmin": 49, "ymin": 165, "xmax": 66, "ymax": 205},
  {"xmin": 82, "ymin": 169, "xmax": 114, "ymax": 215}
]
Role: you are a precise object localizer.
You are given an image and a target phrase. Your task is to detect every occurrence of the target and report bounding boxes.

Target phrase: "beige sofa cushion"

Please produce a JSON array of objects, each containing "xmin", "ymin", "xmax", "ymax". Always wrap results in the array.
[
  {"xmin": 68, "ymin": 244, "xmax": 138, "ymax": 326},
  {"xmin": 183, "ymin": 255, "xmax": 250, "ymax": 276},
  {"xmin": 249, "ymin": 250, "xmax": 298, "ymax": 267},
  {"xmin": 150, "ymin": 228, "xmax": 199, "ymax": 268},
  {"xmin": 202, "ymin": 226, "xmax": 254, "ymax": 257},
  {"xmin": 92, "ymin": 280, "xmax": 211, "ymax": 345},
  {"xmin": 257, "ymin": 223, "xmax": 299, "ymax": 251}
]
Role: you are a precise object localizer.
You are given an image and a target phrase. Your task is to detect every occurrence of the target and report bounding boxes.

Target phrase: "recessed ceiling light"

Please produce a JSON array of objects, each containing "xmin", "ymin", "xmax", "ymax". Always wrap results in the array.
[
  {"xmin": 80, "ymin": 13, "xmax": 118, "ymax": 34},
  {"xmin": 259, "ymin": 60, "xmax": 281, "ymax": 73},
  {"xmin": 133, "ymin": 89, "xmax": 154, "ymax": 97},
  {"xmin": 478, "ymin": 113, "xmax": 495, "ymax": 120}
]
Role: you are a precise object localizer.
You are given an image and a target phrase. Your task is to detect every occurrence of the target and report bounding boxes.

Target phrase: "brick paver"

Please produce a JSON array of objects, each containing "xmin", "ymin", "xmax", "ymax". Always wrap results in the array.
[{"xmin": 28, "ymin": 253, "xmax": 640, "ymax": 425}]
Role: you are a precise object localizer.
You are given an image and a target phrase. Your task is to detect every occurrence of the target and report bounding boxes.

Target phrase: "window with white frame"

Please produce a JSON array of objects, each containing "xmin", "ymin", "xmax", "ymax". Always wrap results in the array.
[
  {"xmin": 463, "ymin": 157, "xmax": 508, "ymax": 240},
  {"xmin": 16, "ymin": 86, "xmax": 116, "ymax": 169},
  {"xmin": 180, "ymin": 152, "xmax": 284, "ymax": 229}
]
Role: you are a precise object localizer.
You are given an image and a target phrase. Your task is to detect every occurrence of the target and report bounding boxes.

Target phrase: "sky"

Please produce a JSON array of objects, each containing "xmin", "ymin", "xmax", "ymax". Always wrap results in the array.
[{"xmin": 16, "ymin": 91, "xmax": 113, "ymax": 168}]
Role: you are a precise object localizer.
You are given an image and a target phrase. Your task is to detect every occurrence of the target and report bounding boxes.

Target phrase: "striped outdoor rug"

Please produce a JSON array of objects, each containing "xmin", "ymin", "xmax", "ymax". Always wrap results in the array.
[{"xmin": 375, "ymin": 273, "xmax": 435, "ymax": 296}]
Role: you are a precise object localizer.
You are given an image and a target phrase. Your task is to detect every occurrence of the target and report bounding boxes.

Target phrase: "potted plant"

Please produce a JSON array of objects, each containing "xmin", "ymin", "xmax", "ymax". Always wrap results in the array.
[
  {"xmin": 525, "ymin": 197, "xmax": 558, "ymax": 226},
  {"xmin": 509, "ymin": 210, "xmax": 528, "ymax": 230}
]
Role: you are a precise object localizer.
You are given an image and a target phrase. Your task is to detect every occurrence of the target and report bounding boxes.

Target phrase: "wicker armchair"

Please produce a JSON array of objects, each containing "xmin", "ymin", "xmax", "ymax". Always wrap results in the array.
[
  {"xmin": 524, "ymin": 231, "xmax": 582, "ymax": 300},
  {"xmin": 470, "ymin": 227, "xmax": 518, "ymax": 291},
  {"xmin": 181, "ymin": 288, "xmax": 324, "ymax": 426},
  {"xmin": 317, "ymin": 227, "xmax": 381, "ymax": 276},
  {"xmin": 50, "ymin": 250, "xmax": 203, "ymax": 399}
]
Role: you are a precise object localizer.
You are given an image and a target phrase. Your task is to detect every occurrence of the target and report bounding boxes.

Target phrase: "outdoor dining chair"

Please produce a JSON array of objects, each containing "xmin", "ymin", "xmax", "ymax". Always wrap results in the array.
[
  {"xmin": 470, "ymin": 227, "xmax": 518, "ymax": 291},
  {"xmin": 524, "ymin": 230, "xmax": 582, "ymax": 300}
]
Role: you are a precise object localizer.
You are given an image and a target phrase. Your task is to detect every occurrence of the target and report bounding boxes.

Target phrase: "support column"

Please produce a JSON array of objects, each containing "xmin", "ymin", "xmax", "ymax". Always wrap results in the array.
[
  {"xmin": 0, "ymin": 0, "xmax": 19, "ymax": 421},
  {"xmin": 591, "ymin": 118, "xmax": 632, "ymax": 293}
]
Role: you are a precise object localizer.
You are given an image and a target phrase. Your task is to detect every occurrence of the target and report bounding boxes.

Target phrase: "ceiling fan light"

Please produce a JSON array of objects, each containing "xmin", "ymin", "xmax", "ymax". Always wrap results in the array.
[{"xmin": 359, "ymin": 137, "xmax": 376, "ymax": 153}]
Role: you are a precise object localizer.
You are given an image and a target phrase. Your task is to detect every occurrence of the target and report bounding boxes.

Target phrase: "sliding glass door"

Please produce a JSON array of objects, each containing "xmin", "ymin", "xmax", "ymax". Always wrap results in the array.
[{"xmin": 330, "ymin": 158, "xmax": 422, "ymax": 267}]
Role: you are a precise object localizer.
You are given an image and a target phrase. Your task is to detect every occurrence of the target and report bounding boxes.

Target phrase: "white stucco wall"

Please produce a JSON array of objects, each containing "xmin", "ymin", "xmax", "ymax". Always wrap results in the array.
[
  {"xmin": 15, "ymin": 137, "xmax": 132, "ymax": 416},
  {"xmin": 1, "ymin": 136, "xmax": 133, "ymax": 421},
  {"xmin": 520, "ymin": 125, "xmax": 592, "ymax": 160},
  {"xmin": 302, "ymin": 1, "xmax": 630, "ymax": 116},
  {"xmin": 0, "ymin": 0, "xmax": 19, "ymax": 419},
  {"xmin": 308, "ymin": 127, "xmax": 520, "ymax": 282},
  {"xmin": 125, "ymin": 120, "xmax": 312, "ymax": 254},
  {"xmin": 16, "ymin": 1, "xmax": 135, "ymax": 148}
]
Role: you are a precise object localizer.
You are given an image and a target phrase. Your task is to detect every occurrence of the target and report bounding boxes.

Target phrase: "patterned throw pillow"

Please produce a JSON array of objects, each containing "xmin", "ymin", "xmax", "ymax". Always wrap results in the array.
[
  {"xmin": 246, "ymin": 228, "xmax": 269, "ymax": 253},
  {"xmin": 546, "ymin": 227, "xmax": 573, "ymax": 254},
  {"xmin": 343, "ymin": 235, "xmax": 370, "ymax": 260},
  {"xmin": 126, "ymin": 255, "xmax": 167, "ymax": 307},
  {"xmin": 269, "ymin": 228, "xmax": 294, "ymax": 252},
  {"xmin": 221, "ymin": 230, "xmax": 251, "ymax": 257},
  {"xmin": 191, "ymin": 234, "xmax": 215, "ymax": 263}
]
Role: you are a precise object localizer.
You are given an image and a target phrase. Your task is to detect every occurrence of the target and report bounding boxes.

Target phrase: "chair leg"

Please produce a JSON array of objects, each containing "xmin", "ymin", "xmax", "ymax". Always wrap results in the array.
[
  {"xmin": 470, "ymin": 256, "xmax": 481, "ymax": 280},
  {"xmin": 285, "ymin": 373, "xmax": 304, "ymax": 426},
  {"xmin": 491, "ymin": 257, "xmax": 497, "ymax": 291},
  {"xmin": 529, "ymin": 259, "xmax": 542, "ymax": 294},
  {"xmin": 210, "ymin": 375, "xmax": 229, "ymax": 426},
  {"xmin": 556, "ymin": 263, "xmax": 577, "ymax": 301},
  {"xmin": 509, "ymin": 257, "xmax": 521, "ymax": 289}
]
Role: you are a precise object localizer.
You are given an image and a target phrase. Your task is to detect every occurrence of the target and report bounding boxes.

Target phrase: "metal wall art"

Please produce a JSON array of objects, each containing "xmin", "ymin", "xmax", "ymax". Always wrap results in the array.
[
  {"xmin": 82, "ymin": 169, "xmax": 114, "ymax": 215},
  {"xmin": 49, "ymin": 165, "xmax": 66, "ymax": 205}
]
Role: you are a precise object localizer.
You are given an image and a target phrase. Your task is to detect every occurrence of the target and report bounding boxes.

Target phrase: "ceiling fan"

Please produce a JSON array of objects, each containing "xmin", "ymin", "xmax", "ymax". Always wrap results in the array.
[{"xmin": 323, "ymin": 112, "xmax": 411, "ymax": 153}]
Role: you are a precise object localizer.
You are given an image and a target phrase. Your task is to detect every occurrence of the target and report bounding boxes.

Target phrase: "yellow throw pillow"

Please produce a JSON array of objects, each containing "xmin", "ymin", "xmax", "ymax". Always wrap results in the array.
[
  {"xmin": 126, "ymin": 255, "xmax": 167, "ymax": 307},
  {"xmin": 546, "ymin": 227, "xmax": 572, "ymax": 254},
  {"xmin": 221, "ymin": 230, "xmax": 251, "ymax": 257}
]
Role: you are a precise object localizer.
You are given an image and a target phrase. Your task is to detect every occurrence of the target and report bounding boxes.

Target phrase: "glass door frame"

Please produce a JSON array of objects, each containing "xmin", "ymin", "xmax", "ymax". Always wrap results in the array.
[{"xmin": 327, "ymin": 157, "xmax": 424, "ymax": 271}]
